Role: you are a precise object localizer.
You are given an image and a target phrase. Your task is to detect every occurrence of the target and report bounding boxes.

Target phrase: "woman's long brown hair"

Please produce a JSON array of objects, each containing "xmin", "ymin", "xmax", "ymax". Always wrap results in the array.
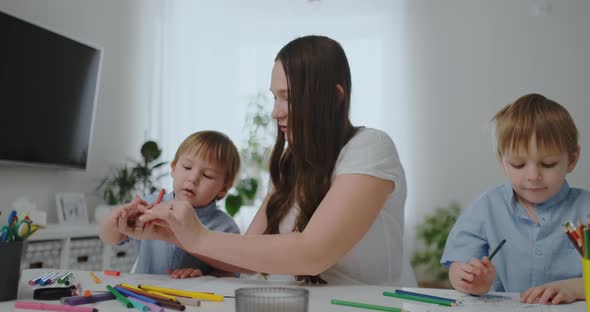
[{"xmin": 264, "ymin": 36, "xmax": 357, "ymax": 283}]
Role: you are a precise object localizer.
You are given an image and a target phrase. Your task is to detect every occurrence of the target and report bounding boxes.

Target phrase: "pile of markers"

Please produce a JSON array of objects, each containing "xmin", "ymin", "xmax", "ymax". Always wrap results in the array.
[
  {"xmin": 21, "ymin": 269, "xmax": 230, "ymax": 312},
  {"xmin": 563, "ymin": 218, "xmax": 590, "ymax": 258},
  {"xmin": 29, "ymin": 272, "xmax": 75, "ymax": 287}
]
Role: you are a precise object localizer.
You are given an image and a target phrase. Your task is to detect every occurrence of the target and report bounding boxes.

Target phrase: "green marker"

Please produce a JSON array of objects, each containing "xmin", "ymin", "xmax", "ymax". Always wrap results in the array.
[
  {"xmin": 106, "ymin": 284, "xmax": 133, "ymax": 308},
  {"xmin": 128, "ymin": 297, "xmax": 150, "ymax": 311},
  {"xmin": 331, "ymin": 299, "xmax": 403, "ymax": 312},
  {"xmin": 57, "ymin": 272, "xmax": 72, "ymax": 284}
]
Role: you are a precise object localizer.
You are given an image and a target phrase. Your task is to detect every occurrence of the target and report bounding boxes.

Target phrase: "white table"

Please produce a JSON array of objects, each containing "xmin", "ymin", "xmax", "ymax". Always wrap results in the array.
[{"xmin": 2, "ymin": 269, "xmax": 586, "ymax": 311}]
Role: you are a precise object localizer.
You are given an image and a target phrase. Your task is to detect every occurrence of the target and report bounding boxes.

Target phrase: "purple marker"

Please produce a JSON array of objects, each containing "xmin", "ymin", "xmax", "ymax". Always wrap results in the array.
[{"xmin": 63, "ymin": 293, "xmax": 115, "ymax": 306}]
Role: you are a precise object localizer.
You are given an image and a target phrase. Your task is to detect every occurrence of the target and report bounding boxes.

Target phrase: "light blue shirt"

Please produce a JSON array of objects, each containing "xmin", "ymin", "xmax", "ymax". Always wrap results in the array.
[
  {"xmin": 441, "ymin": 181, "xmax": 588, "ymax": 292},
  {"xmin": 131, "ymin": 192, "xmax": 240, "ymax": 275}
]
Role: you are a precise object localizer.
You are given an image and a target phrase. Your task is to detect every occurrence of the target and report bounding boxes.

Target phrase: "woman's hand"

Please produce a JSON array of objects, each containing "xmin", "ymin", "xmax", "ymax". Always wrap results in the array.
[
  {"xmin": 520, "ymin": 278, "xmax": 584, "ymax": 304},
  {"xmin": 116, "ymin": 198, "xmax": 179, "ymax": 244},
  {"xmin": 137, "ymin": 199, "xmax": 207, "ymax": 253},
  {"xmin": 449, "ymin": 257, "xmax": 496, "ymax": 295}
]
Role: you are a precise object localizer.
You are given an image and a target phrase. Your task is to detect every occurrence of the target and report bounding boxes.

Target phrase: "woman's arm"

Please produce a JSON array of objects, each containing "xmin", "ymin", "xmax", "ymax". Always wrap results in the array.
[
  {"xmin": 184, "ymin": 194, "xmax": 271, "ymax": 274},
  {"xmin": 139, "ymin": 173, "xmax": 394, "ymax": 275}
]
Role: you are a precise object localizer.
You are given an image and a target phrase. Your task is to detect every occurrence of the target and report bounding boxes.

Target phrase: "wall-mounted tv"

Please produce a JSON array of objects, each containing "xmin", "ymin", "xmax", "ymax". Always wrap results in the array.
[{"xmin": 0, "ymin": 10, "xmax": 101, "ymax": 170}]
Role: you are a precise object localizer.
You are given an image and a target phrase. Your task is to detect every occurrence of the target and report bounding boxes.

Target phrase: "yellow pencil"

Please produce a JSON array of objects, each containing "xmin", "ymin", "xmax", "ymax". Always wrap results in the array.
[
  {"xmin": 138, "ymin": 284, "xmax": 224, "ymax": 302},
  {"xmin": 89, "ymin": 272, "xmax": 101, "ymax": 284}
]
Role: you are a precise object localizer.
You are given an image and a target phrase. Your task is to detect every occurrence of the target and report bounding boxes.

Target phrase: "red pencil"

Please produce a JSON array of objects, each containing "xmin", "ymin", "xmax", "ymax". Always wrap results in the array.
[
  {"xmin": 145, "ymin": 189, "xmax": 165, "ymax": 227},
  {"xmin": 156, "ymin": 189, "xmax": 166, "ymax": 205}
]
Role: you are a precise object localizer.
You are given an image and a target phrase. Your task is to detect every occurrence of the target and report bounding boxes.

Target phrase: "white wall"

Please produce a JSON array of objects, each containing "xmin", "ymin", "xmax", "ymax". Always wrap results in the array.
[
  {"xmin": 403, "ymin": 0, "xmax": 590, "ymax": 258},
  {"xmin": 0, "ymin": 0, "xmax": 163, "ymax": 223},
  {"xmin": 2, "ymin": 0, "xmax": 590, "ymax": 256}
]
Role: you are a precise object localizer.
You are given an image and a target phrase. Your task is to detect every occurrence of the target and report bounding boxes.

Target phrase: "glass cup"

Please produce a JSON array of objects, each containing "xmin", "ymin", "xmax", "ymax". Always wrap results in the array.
[{"xmin": 235, "ymin": 287, "xmax": 309, "ymax": 312}]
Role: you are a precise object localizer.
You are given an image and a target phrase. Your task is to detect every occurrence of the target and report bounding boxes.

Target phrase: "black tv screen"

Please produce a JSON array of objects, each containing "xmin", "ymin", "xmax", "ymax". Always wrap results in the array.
[{"xmin": 0, "ymin": 11, "xmax": 101, "ymax": 169}]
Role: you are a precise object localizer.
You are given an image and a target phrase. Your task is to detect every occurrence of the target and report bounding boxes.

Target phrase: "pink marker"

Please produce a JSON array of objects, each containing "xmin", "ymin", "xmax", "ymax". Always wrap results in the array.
[{"xmin": 14, "ymin": 301, "xmax": 97, "ymax": 312}]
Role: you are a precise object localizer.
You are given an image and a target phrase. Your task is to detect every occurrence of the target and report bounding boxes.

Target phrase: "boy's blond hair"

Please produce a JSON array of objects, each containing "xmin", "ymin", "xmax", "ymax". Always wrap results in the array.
[
  {"xmin": 172, "ymin": 131, "xmax": 240, "ymax": 193},
  {"xmin": 492, "ymin": 93, "xmax": 578, "ymax": 157}
]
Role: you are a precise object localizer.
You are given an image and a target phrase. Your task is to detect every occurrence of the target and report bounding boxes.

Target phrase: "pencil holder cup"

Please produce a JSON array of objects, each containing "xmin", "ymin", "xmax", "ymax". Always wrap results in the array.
[
  {"xmin": 0, "ymin": 240, "xmax": 26, "ymax": 301},
  {"xmin": 583, "ymin": 258, "xmax": 590, "ymax": 312},
  {"xmin": 235, "ymin": 287, "xmax": 309, "ymax": 312}
]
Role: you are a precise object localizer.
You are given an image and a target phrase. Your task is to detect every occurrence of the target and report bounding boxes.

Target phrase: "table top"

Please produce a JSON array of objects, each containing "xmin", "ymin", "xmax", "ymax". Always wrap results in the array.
[{"xmin": 3, "ymin": 269, "xmax": 586, "ymax": 311}]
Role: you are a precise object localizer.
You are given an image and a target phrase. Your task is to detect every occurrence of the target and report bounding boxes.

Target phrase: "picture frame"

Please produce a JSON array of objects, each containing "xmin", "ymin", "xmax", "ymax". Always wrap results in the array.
[{"xmin": 55, "ymin": 193, "xmax": 89, "ymax": 224}]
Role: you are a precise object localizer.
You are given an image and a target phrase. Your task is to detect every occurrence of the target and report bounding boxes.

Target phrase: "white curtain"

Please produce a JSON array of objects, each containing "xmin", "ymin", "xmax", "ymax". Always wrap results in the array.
[{"xmin": 152, "ymin": 0, "xmax": 411, "ymax": 228}]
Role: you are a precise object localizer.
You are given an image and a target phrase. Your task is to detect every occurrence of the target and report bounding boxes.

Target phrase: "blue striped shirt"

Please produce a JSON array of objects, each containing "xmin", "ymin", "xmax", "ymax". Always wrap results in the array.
[{"xmin": 441, "ymin": 181, "xmax": 589, "ymax": 292}]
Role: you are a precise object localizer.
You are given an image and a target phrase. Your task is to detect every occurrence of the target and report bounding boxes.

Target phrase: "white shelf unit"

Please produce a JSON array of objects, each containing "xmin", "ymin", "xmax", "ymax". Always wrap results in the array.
[{"xmin": 22, "ymin": 223, "xmax": 137, "ymax": 273}]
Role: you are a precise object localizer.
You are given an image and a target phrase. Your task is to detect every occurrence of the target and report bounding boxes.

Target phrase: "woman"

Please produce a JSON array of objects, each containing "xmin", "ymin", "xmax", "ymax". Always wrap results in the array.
[{"xmin": 122, "ymin": 35, "xmax": 411, "ymax": 285}]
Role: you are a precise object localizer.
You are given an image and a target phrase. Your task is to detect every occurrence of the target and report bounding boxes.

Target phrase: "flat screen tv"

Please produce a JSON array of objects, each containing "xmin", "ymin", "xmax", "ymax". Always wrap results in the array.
[{"xmin": 0, "ymin": 10, "xmax": 101, "ymax": 170}]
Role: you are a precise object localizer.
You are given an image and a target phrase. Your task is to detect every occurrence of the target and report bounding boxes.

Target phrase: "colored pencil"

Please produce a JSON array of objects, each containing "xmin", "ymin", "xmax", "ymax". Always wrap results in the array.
[
  {"xmin": 394, "ymin": 289, "xmax": 456, "ymax": 303},
  {"xmin": 331, "ymin": 299, "xmax": 404, "ymax": 312},
  {"xmin": 145, "ymin": 189, "xmax": 165, "ymax": 227},
  {"xmin": 383, "ymin": 291, "xmax": 455, "ymax": 306},
  {"xmin": 564, "ymin": 224, "xmax": 584, "ymax": 256},
  {"xmin": 488, "ymin": 239, "xmax": 506, "ymax": 260},
  {"xmin": 584, "ymin": 228, "xmax": 590, "ymax": 259}
]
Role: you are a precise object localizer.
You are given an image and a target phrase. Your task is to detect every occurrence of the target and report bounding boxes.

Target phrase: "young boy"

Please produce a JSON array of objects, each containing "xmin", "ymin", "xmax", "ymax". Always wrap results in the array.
[
  {"xmin": 99, "ymin": 130, "xmax": 241, "ymax": 278},
  {"xmin": 441, "ymin": 93, "xmax": 587, "ymax": 304}
]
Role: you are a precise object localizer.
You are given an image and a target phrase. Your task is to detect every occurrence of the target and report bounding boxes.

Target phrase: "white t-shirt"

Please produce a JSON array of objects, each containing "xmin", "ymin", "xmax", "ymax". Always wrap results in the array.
[{"xmin": 277, "ymin": 127, "xmax": 412, "ymax": 285}]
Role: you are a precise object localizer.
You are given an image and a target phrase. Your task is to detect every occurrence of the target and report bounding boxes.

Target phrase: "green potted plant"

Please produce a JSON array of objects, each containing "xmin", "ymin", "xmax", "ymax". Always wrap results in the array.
[
  {"xmin": 97, "ymin": 140, "xmax": 168, "ymax": 206},
  {"xmin": 225, "ymin": 91, "xmax": 274, "ymax": 217},
  {"xmin": 411, "ymin": 201, "xmax": 461, "ymax": 288}
]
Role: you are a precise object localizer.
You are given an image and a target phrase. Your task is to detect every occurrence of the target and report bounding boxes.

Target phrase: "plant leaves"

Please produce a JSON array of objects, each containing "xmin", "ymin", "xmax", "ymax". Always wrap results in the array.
[{"xmin": 225, "ymin": 194, "xmax": 243, "ymax": 217}]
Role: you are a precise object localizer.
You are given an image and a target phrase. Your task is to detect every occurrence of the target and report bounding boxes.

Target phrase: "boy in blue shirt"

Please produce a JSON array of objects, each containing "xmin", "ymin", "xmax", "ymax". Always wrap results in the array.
[
  {"xmin": 99, "ymin": 131, "xmax": 240, "ymax": 277},
  {"xmin": 441, "ymin": 94, "xmax": 586, "ymax": 304}
]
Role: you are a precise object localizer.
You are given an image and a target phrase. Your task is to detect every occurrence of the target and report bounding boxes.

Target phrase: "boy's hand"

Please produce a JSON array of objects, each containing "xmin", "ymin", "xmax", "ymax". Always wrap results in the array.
[
  {"xmin": 168, "ymin": 268, "xmax": 203, "ymax": 279},
  {"xmin": 449, "ymin": 257, "xmax": 496, "ymax": 295},
  {"xmin": 520, "ymin": 279, "xmax": 582, "ymax": 304}
]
